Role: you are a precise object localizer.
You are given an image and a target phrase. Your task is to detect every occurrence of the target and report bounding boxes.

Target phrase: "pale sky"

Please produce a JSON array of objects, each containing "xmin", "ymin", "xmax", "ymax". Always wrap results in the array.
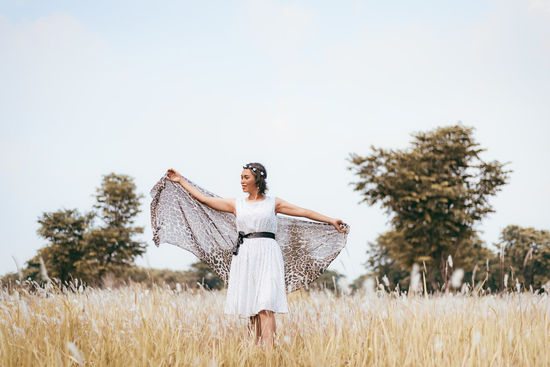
[{"xmin": 1, "ymin": 0, "xmax": 549, "ymax": 282}]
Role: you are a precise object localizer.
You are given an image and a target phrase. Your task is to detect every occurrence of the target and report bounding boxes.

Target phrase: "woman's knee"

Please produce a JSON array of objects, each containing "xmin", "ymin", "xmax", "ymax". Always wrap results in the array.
[{"xmin": 258, "ymin": 310, "xmax": 274, "ymax": 318}]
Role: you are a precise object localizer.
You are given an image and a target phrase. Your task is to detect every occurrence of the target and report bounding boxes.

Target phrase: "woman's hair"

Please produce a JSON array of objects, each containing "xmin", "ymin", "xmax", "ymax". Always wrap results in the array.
[{"xmin": 243, "ymin": 162, "xmax": 268, "ymax": 195}]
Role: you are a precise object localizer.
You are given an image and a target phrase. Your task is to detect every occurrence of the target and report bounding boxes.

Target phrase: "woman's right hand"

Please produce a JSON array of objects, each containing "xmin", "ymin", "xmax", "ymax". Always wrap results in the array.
[
  {"xmin": 330, "ymin": 218, "xmax": 348, "ymax": 233},
  {"xmin": 166, "ymin": 168, "xmax": 183, "ymax": 183}
]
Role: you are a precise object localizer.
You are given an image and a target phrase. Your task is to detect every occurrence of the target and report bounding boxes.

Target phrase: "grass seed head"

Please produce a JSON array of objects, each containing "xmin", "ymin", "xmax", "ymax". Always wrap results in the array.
[
  {"xmin": 66, "ymin": 341, "xmax": 85, "ymax": 365},
  {"xmin": 362, "ymin": 277, "xmax": 375, "ymax": 296},
  {"xmin": 451, "ymin": 269, "xmax": 464, "ymax": 289},
  {"xmin": 39, "ymin": 257, "xmax": 50, "ymax": 283},
  {"xmin": 382, "ymin": 275, "xmax": 390, "ymax": 287},
  {"xmin": 410, "ymin": 264, "xmax": 421, "ymax": 293}
]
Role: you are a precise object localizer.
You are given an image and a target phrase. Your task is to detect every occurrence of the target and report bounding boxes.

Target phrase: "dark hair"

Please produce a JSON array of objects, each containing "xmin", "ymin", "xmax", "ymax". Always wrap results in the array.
[{"xmin": 243, "ymin": 162, "xmax": 268, "ymax": 195}]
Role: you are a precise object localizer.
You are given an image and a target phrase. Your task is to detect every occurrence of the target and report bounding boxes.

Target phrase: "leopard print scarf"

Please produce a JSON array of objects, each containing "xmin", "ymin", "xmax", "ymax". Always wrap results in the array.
[{"xmin": 150, "ymin": 175, "xmax": 349, "ymax": 293}]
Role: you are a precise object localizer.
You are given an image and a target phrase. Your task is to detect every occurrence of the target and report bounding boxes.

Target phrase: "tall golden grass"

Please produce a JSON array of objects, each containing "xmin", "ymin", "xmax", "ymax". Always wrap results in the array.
[{"xmin": 0, "ymin": 281, "xmax": 548, "ymax": 366}]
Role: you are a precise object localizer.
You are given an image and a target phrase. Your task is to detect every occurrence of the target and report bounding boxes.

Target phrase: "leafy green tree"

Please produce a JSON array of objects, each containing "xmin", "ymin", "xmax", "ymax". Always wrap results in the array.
[
  {"xmin": 494, "ymin": 225, "xmax": 550, "ymax": 290},
  {"xmin": 31, "ymin": 209, "xmax": 93, "ymax": 282},
  {"xmin": 348, "ymin": 125, "xmax": 510, "ymax": 289},
  {"xmin": 80, "ymin": 173, "xmax": 146, "ymax": 283},
  {"xmin": 93, "ymin": 173, "xmax": 143, "ymax": 228}
]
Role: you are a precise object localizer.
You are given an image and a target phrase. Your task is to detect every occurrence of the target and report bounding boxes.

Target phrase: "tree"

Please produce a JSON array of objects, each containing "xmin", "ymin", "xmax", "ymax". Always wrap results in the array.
[
  {"xmin": 494, "ymin": 225, "xmax": 550, "ymax": 290},
  {"xmin": 348, "ymin": 125, "xmax": 510, "ymax": 289},
  {"xmin": 4, "ymin": 173, "xmax": 146, "ymax": 287},
  {"xmin": 80, "ymin": 173, "xmax": 146, "ymax": 282},
  {"xmin": 32, "ymin": 209, "xmax": 93, "ymax": 282}
]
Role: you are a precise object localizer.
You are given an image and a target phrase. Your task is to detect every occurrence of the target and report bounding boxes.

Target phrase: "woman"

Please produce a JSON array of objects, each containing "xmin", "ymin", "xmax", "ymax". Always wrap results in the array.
[{"xmin": 162, "ymin": 163, "xmax": 347, "ymax": 348}]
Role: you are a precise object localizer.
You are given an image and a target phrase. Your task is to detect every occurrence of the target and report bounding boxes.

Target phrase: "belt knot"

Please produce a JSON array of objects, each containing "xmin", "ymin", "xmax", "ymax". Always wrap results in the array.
[{"xmin": 232, "ymin": 231, "xmax": 275, "ymax": 256}]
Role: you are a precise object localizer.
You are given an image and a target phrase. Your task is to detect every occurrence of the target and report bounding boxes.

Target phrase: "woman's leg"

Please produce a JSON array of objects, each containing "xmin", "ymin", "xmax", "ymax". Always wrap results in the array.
[
  {"xmin": 258, "ymin": 310, "xmax": 276, "ymax": 348},
  {"xmin": 248, "ymin": 314, "xmax": 261, "ymax": 344}
]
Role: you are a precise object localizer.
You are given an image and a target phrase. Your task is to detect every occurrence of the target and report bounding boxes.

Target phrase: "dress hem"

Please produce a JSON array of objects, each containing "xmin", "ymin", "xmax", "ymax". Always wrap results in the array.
[{"xmin": 224, "ymin": 309, "xmax": 290, "ymax": 318}]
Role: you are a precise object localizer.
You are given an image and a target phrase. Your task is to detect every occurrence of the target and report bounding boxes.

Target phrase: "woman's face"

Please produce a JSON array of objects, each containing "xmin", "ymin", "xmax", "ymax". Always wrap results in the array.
[{"xmin": 241, "ymin": 169, "xmax": 257, "ymax": 193}]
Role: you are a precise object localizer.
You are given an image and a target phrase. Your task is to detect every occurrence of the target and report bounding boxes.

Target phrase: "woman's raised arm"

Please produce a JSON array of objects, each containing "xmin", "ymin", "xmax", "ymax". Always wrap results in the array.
[
  {"xmin": 166, "ymin": 168, "xmax": 236, "ymax": 214},
  {"xmin": 275, "ymin": 197, "xmax": 347, "ymax": 233}
]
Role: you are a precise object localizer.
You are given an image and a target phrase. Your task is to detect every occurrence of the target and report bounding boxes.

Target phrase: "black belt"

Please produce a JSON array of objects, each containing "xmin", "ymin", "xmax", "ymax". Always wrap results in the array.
[{"xmin": 233, "ymin": 231, "xmax": 276, "ymax": 255}]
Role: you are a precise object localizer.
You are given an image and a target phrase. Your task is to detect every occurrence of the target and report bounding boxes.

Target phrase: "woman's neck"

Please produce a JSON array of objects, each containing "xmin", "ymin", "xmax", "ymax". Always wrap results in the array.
[{"xmin": 247, "ymin": 192, "xmax": 264, "ymax": 201}]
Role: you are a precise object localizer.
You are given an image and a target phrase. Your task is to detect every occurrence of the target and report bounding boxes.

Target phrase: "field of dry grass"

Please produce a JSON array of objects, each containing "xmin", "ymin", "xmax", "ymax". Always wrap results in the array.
[{"xmin": 0, "ymin": 281, "xmax": 548, "ymax": 366}]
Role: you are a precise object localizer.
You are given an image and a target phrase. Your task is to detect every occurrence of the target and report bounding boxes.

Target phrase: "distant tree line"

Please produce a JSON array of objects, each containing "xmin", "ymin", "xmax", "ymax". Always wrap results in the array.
[{"xmin": 3, "ymin": 124, "xmax": 547, "ymax": 294}]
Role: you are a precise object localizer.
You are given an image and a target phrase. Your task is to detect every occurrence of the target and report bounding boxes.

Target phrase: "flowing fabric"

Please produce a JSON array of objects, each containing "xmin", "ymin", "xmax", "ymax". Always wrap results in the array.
[{"xmin": 150, "ymin": 174, "xmax": 349, "ymax": 293}]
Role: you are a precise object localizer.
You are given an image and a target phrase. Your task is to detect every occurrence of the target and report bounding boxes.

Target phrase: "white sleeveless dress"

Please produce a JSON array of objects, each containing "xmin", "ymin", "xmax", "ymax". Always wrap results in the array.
[{"xmin": 223, "ymin": 196, "xmax": 290, "ymax": 318}]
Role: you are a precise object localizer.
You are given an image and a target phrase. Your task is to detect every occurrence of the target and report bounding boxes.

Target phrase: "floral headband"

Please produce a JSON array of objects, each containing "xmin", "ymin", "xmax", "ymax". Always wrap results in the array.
[{"xmin": 243, "ymin": 164, "xmax": 265, "ymax": 177}]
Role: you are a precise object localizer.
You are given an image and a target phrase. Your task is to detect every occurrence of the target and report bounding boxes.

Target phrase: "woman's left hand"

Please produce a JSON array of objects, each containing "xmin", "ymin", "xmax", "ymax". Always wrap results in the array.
[{"xmin": 331, "ymin": 218, "xmax": 347, "ymax": 233}]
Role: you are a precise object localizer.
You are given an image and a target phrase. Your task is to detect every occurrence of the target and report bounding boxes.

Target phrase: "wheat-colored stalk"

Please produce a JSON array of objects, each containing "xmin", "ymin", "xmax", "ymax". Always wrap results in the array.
[{"xmin": 0, "ymin": 281, "xmax": 548, "ymax": 366}]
